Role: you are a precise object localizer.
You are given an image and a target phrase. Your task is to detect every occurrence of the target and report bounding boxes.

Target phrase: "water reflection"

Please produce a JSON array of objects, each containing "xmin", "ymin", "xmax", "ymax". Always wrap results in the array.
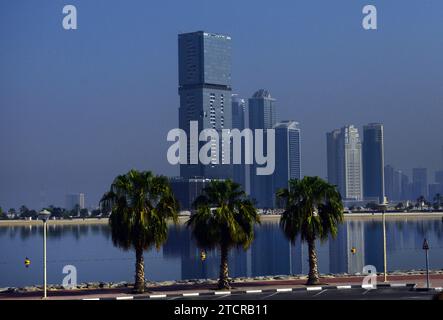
[{"xmin": 1, "ymin": 218, "xmax": 443, "ymax": 287}]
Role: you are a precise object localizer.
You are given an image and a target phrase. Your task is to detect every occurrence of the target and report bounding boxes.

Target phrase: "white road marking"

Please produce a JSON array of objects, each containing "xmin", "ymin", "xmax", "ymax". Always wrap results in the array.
[
  {"xmin": 182, "ymin": 292, "xmax": 200, "ymax": 297},
  {"xmin": 246, "ymin": 290, "xmax": 262, "ymax": 293},
  {"xmin": 214, "ymin": 291, "xmax": 231, "ymax": 295},
  {"xmin": 390, "ymin": 283, "xmax": 407, "ymax": 287},
  {"xmin": 362, "ymin": 284, "xmax": 376, "ymax": 289},
  {"xmin": 276, "ymin": 288, "xmax": 292, "ymax": 292},
  {"xmin": 149, "ymin": 294, "xmax": 167, "ymax": 299},
  {"xmin": 116, "ymin": 296, "xmax": 133, "ymax": 300},
  {"xmin": 306, "ymin": 286, "xmax": 323, "ymax": 291},
  {"xmin": 336, "ymin": 285, "xmax": 352, "ymax": 289}
]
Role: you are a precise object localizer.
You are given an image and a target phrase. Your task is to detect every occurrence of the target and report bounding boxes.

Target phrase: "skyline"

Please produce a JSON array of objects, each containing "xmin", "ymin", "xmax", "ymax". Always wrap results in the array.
[{"xmin": 1, "ymin": 0, "xmax": 443, "ymax": 209}]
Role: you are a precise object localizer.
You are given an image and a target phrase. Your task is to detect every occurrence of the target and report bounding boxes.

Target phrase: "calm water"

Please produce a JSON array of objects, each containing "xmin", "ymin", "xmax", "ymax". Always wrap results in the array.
[{"xmin": 1, "ymin": 218, "xmax": 443, "ymax": 287}]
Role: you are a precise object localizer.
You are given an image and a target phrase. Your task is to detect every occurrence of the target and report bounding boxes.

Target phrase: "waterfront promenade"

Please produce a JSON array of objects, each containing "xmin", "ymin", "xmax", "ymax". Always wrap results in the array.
[{"xmin": 1, "ymin": 273, "xmax": 442, "ymax": 300}]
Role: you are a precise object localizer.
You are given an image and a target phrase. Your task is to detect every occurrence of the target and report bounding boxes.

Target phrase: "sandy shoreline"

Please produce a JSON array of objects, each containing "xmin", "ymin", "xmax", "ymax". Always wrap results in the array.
[{"xmin": 0, "ymin": 212, "xmax": 442, "ymax": 227}]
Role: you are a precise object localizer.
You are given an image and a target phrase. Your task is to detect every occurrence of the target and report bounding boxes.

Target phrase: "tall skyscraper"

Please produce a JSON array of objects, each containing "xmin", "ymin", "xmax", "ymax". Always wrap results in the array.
[
  {"xmin": 401, "ymin": 173, "xmax": 411, "ymax": 200},
  {"xmin": 178, "ymin": 31, "xmax": 233, "ymax": 179},
  {"xmin": 384, "ymin": 165, "xmax": 394, "ymax": 201},
  {"xmin": 412, "ymin": 168, "xmax": 428, "ymax": 199},
  {"xmin": 248, "ymin": 89, "xmax": 277, "ymax": 208},
  {"xmin": 231, "ymin": 94, "xmax": 247, "ymax": 192},
  {"xmin": 326, "ymin": 125, "xmax": 363, "ymax": 201},
  {"xmin": 326, "ymin": 129, "xmax": 341, "ymax": 187},
  {"xmin": 65, "ymin": 193, "xmax": 85, "ymax": 211},
  {"xmin": 385, "ymin": 165, "xmax": 404, "ymax": 201},
  {"xmin": 273, "ymin": 121, "xmax": 301, "ymax": 208},
  {"xmin": 393, "ymin": 169, "xmax": 403, "ymax": 200},
  {"xmin": 363, "ymin": 123, "xmax": 385, "ymax": 203}
]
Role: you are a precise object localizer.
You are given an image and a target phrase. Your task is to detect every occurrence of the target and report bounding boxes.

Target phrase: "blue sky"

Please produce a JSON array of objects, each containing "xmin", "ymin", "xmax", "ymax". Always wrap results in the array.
[{"xmin": 1, "ymin": 0, "xmax": 442, "ymax": 209}]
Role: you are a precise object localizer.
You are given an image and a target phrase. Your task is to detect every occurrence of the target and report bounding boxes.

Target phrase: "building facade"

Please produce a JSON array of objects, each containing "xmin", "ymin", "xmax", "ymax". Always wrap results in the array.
[
  {"xmin": 248, "ymin": 89, "xmax": 277, "ymax": 208},
  {"xmin": 327, "ymin": 125, "xmax": 363, "ymax": 201},
  {"xmin": 412, "ymin": 168, "xmax": 428, "ymax": 199},
  {"xmin": 272, "ymin": 121, "xmax": 301, "ymax": 208},
  {"xmin": 178, "ymin": 31, "xmax": 233, "ymax": 180},
  {"xmin": 169, "ymin": 177, "xmax": 214, "ymax": 211},
  {"xmin": 65, "ymin": 193, "xmax": 85, "ymax": 211},
  {"xmin": 362, "ymin": 123, "xmax": 385, "ymax": 203}
]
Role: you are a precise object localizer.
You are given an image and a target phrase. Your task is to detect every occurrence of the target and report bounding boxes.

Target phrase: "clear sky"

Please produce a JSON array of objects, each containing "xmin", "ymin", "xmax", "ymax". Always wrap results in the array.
[{"xmin": 1, "ymin": 0, "xmax": 442, "ymax": 209}]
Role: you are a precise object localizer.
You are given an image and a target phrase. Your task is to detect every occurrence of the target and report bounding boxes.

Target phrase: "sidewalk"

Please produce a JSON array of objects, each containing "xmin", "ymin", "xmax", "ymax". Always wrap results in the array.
[{"xmin": 1, "ymin": 274, "xmax": 443, "ymax": 300}]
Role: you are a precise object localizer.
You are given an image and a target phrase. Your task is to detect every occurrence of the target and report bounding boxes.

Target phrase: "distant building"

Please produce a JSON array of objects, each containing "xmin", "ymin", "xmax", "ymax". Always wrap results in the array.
[
  {"xmin": 272, "ymin": 121, "xmax": 301, "ymax": 208},
  {"xmin": 248, "ymin": 89, "xmax": 277, "ymax": 208},
  {"xmin": 231, "ymin": 94, "xmax": 247, "ymax": 193},
  {"xmin": 178, "ymin": 31, "xmax": 233, "ymax": 180},
  {"xmin": 363, "ymin": 123, "xmax": 385, "ymax": 203},
  {"xmin": 429, "ymin": 183, "xmax": 443, "ymax": 202},
  {"xmin": 327, "ymin": 125, "xmax": 363, "ymax": 201},
  {"xmin": 385, "ymin": 165, "xmax": 404, "ymax": 201},
  {"xmin": 65, "ymin": 193, "xmax": 85, "ymax": 211},
  {"xmin": 412, "ymin": 168, "xmax": 428, "ymax": 199},
  {"xmin": 169, "ymin": 177, "xmax": 215, "ymax": 211},
  {"xmin": 401, "ymin": 173, "xmax": 411, "ymax": 200},
  {"xmin": 384, "ymin": 165, "xmax": 394, "ymax": 201}
]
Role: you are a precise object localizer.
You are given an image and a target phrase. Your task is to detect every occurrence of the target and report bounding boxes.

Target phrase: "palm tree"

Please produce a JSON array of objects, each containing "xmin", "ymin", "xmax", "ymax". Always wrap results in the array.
[
  {"xmin": 277, "ymin": 176, "xmax": 344, "ymax": 285},
  {"xmin": 187, "ymin": 180, "xmax": 259, "ymax": 289},
  {"xmin": 100, "ymin": 170, "xmax": 178, "ymax": 293}
]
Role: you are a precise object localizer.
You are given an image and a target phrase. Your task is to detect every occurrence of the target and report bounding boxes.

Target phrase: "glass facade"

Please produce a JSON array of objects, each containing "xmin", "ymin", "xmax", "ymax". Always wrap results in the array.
[
  {"xmin": 273, "ymin": 121, "xmax": 301, "ymax": 208},
  {"xmin": 178, "ymin": 31, "xmax": 233, "ymax": 179},
  {"xmin": 363, "ymin": 123, "xmax": 385, "ymax": 203}
]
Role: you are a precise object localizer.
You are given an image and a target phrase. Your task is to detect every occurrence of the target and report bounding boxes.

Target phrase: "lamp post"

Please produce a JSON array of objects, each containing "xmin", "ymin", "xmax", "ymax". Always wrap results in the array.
[
  {"xmin": 378, "ymin": 203, "xmax": 388, "ymax": 282},
  {"xmin": 423, "ymin": 238, "xmax": 430, "ymax": 290},
  {"xmin": 38, "ymin": 209, "xmax": 51, "ymax": 299}
]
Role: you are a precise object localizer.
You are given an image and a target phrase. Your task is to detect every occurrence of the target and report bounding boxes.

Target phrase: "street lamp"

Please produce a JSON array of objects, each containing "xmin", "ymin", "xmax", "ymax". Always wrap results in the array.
[
  {"xmin": 378, "ymin": 203, "xmax": 388, "ymax": 283},
  {"xmin": 38, "ymin": 209, "xmax": 51, "ymax": 299},
  {"xmin": 423, "ymin": 238, "xmax": 430, "ymax": 290}
]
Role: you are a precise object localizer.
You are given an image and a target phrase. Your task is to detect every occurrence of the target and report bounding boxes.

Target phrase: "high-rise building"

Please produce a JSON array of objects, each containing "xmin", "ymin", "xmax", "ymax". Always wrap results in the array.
[
  {"xmin": 326, "ymin": 125, "xmax": 363, "ymax": 201},
  {"xmin": 401, "ymin": 173, "xmax": 411, "ymax": 200},
  {"xmin": 169, "ymin": 177, "xmax": 214, "ymax": 211},
  {"xmin": 326, "ymin": 129, "xmax": 341, "ymax": 187},
  {"xmin": 248, "ymin": 89, "xmax": 277, "ymax": 208},
  {"xmin": 363, "ymin": 123, "xmax": 385, "ymax": 203},
  {"xmin": 178, "ymin": 31, "xmax": 233, "ymax": 179},
  {"xmin": 231, "ymin": 94, "xmax": 247, "ymax": 192},
  {"xmin": 393, "ymin": 169, "xmax": 403, "ymax": 200},
  {"xmin": 384, "ymin": 165, "xmax": 394, "ymax": 201},
  {"xmin": 272, "ymin": 121, "xmax": 301, "ymax": 208},
  {"xmin": 65, "ymin": 193, "xmax": 85, "ymax": 211},
  {"xmin": 385, "ymin": 165, "xmax": 404, "ymax": 201},
  {"xmin": 412, "ymin": 168, "xmax": 428, "ymax": 199}
]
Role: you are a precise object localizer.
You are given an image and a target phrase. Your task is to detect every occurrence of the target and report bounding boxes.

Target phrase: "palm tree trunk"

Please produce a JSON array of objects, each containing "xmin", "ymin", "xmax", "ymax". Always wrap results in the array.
[
  {"xmin": 134, "ymin": 246, "xmax": 145, "ymax": 293},
  {"xmin": 218, "ymin": 244, "xmax": 230, "ymax": 289},
  {"xmin": 307, "ymin": 237, "xmax": 320, "ymax": 285}
]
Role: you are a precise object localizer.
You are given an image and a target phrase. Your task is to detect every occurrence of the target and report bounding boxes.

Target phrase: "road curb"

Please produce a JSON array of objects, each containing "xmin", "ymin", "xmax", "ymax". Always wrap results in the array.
[{"xmin": 82, "ymin": 283, "xmax": 416, "ymax": 300}]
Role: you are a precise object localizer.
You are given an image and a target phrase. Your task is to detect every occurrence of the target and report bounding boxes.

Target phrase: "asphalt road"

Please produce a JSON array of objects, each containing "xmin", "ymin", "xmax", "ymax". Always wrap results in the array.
[{"xmin": 160, "ymin": 287, "xmax": 438, "ymax": 300}]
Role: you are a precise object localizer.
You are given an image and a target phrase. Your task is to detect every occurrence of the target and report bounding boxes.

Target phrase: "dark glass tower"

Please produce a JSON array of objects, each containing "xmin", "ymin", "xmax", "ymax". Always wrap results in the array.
[
  {"xmin": 273, "ymin": 121, "xmax": 301, "ymax": 208},
  {"xmin": 248, "ymin": 89, "xmax": 276, "ymax": 209},
  {"xmin": 363, "ymin": 123, "xmax": 385, "ymax": 203},
  {"xmin": 178, "ymin": 31, "xmax": 233, "ymax": 179}
]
